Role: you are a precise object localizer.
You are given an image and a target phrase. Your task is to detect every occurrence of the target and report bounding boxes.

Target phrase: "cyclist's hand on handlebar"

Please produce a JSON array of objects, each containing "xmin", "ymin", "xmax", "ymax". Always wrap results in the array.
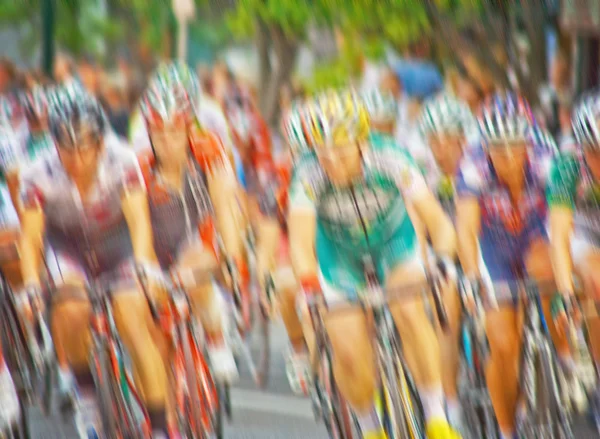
[
  {"xmin": 136, "ymin": 262, "xmax": 167, "ymax": 303},
  {"xmin": 15, "ymin": 284, "xmax": 44, "ymax": 322},
  {"xmin": 300, "ymin": 275, "xmax": 322, "ymax": 302},
  {"xmin": 551, "ymin": 292, "xmax": 581, "ymax": 336}
]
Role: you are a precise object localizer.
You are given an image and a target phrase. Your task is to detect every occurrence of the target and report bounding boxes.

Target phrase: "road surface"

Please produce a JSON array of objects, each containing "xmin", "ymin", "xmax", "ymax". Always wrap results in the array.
[{"xmin": 24, "ymin": 320, "xmax": 599, "ymax": 438}]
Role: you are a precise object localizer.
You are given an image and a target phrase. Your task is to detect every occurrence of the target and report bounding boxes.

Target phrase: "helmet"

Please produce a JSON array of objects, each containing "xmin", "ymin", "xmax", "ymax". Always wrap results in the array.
[
  {"xmin": 48, "ymin": 92, "xmax": 106, "ymax": 149},
  {"xmin": 530, "ymin": 127, "xmax": 558, "ymax": 153},
  {"xmin": 478, "ymin": 92, "xmax": 536, "ymax": 145},
  {"xmin": 224, "ymin": 87, "xmax": 254, "ymax": 144},
  {"xmin": 20, "ymin": 86, "xmax": 52, "ymax": 121},
  {"xmin": 151, "ymin": 61, "xmax": 201, "ymax": 109},
  {"xmin": 140, "ymin": 78, "xmax": 195, "ymax": 127},
  {"xmin": 361, "ymin": 89, "xmax": 398, "ymax": 124},
  {"xmin": 306, "ymin": 89, "xmax": 370, "ymax": 148},
  {"xmin": 419, "ymin": 94, "xmax": 475, "ymax": 136},
  {"xmin": 281, "ymin": 101, "xmax": 310, "ymax": 154},
  {"xmin": 572, "ymin": 94, "xmax": 600, "ymax": 149},
  {"xmin": 0, "ymin": 96, "xmax": 15, "ymax": 126}
]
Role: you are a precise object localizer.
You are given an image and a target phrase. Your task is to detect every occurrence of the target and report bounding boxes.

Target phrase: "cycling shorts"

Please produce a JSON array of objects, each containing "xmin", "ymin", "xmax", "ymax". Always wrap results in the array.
[
  {"xmin": 45, "ymin": 250, "xmax": 137, "ymax": 294},
  {"xmin": 316, "ymin": 223, "xmax": 418, "ymax": 302},
  {"xmin": 478, "ymin": 216, "xmax": 547, "ymax": 281}
]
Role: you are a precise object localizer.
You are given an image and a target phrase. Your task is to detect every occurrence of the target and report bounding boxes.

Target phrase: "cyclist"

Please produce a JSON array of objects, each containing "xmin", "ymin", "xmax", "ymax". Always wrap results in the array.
[
  {"xmin": 288, "ymin": 88, "xmax": 458, "ymax": 439},
  {"xmin": 220, "ymin": 85, "xmax": 288, "ymax": 299},
  {"xmin": 418, "ymin": 93, "xmax": 477, "ymax": 433},
  {"xmin": 0, "ymin": 103, "xmax": 21, "ymax": 430},
  {"xmin": 18, "ymin": 91, "xmax": 170, "ymax": 438},
  {"xmin": 138, "ymin": 73, "xmax": 241, "ymax": 383},
  {"xmin": 455, "ymin": 92, "xmax": 569, "ymax": 439},
  {"xmin": 547, "ymin": 93, "xmax": 600, "ymax": 405},
  {"xmin": 130, "ymin": 61, "xmax": 238, "ymax": 172},
  {"xmin": 8, "ymin": 87, "xmax": 57, "ymax": 215}
]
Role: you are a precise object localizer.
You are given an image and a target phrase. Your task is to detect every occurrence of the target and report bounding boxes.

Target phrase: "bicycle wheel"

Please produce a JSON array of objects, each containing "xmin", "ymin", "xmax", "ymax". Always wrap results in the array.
[
  {"xmin": 181, "ymin": 326, "xmax": 206, "ymax": 438},
  {"xmin": 319, "ymin": 346, "xmax": 354, "ymax": 439},
  {"xmin": 538, "ymin": 341, "xmax": 573, "ymax": 439},
  {"xmin": 378, "ymin": 318, "xmax": 424, "ymax": 439},
  {"xmin": 89, "ymin": 342, "xmax": 119, "ymax": 438}
]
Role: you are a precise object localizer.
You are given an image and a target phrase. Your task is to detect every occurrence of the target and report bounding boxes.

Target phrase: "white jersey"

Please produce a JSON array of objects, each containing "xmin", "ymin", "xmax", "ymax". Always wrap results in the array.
[{"xmin": 20, "ymin": 142, "xmax": 145, "ymax": 276}]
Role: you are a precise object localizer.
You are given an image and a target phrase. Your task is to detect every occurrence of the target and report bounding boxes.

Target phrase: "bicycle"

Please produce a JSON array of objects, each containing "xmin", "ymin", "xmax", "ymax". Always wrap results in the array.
[
  {"xmin": 0, "ymin": 232, "xmax": 54, "ymax": 439},
  {"xmin": 137, "ymin": 265, "xmax": 223, "ymax": 439},
  {"xmin": 84, "ymin": 278, "xmax": 152, "ymax": 439},
  {"xmin": 456, "ymin": 274, "xmax": 498, "ymax": 439},
  {"xmin": 485, "ymin": 279, "xmax": 573, "ymax": 439},
  {"xmin": 219, "ymin": 230, "xmax": 271, "ymax": 418},
  {"xmin": 306, "ymin": 253, "xmax": 453, "ymax": 439}
]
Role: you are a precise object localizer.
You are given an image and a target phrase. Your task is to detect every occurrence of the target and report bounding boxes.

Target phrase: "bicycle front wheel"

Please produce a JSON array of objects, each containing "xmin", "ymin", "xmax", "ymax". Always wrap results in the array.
[{"xmin": 378, "ymin": 324, "xmax": 425, "ymax": 439}]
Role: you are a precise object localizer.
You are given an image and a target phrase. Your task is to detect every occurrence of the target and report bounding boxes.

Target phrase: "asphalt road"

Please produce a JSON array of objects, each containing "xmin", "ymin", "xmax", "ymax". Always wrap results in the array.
[{"xmin": 22, "ymin": 321, "xmax": 600, "ymax": 438}]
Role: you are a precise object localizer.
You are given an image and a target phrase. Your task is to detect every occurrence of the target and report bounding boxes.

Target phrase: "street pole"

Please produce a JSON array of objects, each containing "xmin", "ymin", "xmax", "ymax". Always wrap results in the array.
[
  {"xmin": 41, "ymin": 0, "xmax": 55, "ymax": 77},
  {"xmin": 172, "ymin": 0, "xmax": 195, "ymax": 62},
  {"xmin": 177, "ymin": 19, "xmax": 188, "ymax": 61}
]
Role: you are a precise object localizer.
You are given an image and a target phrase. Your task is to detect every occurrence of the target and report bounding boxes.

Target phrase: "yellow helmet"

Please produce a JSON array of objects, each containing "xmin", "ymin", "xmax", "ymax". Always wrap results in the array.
[{"xmin": 306, "ymin": 88, "xmax": 370, "ymax": 149}]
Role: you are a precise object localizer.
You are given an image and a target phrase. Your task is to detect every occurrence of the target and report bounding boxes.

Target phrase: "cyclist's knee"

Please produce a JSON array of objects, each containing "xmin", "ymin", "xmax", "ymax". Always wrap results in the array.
[
  {"xmin": 524, "ymin": 240, "xmax": 553, "ymax": 282},
  {"xmin": 325, "ymin": 312, "xmax": 375, "ymax": 405},
  {"xmin": 485, "ymin": 309, "xmax": 520, "ymax": 357}
]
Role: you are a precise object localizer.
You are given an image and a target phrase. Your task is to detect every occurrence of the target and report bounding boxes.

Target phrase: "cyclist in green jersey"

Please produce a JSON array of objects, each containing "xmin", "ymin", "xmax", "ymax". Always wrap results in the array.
[
  {"xmin": 288, "ymin": 89, "xmax": 459, "ymax": 439},
  {"xmin": 547, "ymin": 94, "xmax": 600, "ymax": 401}
]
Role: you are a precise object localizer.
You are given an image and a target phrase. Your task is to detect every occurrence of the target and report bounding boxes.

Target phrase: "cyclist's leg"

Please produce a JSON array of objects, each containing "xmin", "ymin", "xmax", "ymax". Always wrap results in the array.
[
  {"xmin": 110, "ymin": 268, "xmax": 169, "ymax": 436},
  {"xmin": 524, "ymin": 238, "xmax": 573, "ymax": 370},
  {"xmin": 47, "ymin": 253, "xmax": 92, "ymax": 385},
  {"xmin": 177, "ymin": 242, "xmax": 238, "ymax": 382},
  {"xmin": 0, "ymin": 214, "xmax": 21, "ymax": 427},
  {"xmin": 571, "ymin": 237, "xmax": 600, "ymax": 367},
  {"xmin": 479, "ymin": 233, "xmax": 521, "ymax": 439},
  {"xmin": 384, "ymin": 256, "xmax": 455, "ymax": 437},
  {"xmin": 317, "ymin": 234, "xmax": 380, "ymax": 437},
  {"xmin": 431, "ymin": 255, "xmax": 462, "ymax": 428}
]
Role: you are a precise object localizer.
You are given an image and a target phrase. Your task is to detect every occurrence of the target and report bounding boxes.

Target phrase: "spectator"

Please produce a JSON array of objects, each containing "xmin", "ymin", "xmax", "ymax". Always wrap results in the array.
[
  {"xmin": 54, "ymin": 52, "xmax": 76, "ymax": 83},
  {"xmin": 539, "ymin": 50, "xmax": 572, "ymax": 138},
  {"xmin": 77, "ymin": 56, "xmax": 101, "ymax": 97},
  {"xmin": 101, "ymin": 74, "xmax": 130, "ymax": 139},
  {"xmin": 0, "ymin": 58, "xmax": 18, "ymax": 94}
]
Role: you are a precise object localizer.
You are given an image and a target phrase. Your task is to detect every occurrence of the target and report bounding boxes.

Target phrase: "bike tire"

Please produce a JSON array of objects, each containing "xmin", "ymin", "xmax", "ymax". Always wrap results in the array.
[
  {"xmin": 90, "ymin": 343, "xmax": 119, "ymax": 439},
  {"xmin": 379, "ymin": 316, "xmax": 424, "ymax": 439},
  {"xmin": 182, "ymin": 326, "xmax": 207, "ymax": 438},
  {"xmin": 538, "ymin": 342, "xmax": 574, "ymax": 439},
  {"xmin": 320, "ymin": 346, "xmax": 354, "ymax": 439},
  {"xmin": 108, "ymin": 353, "xmax": 146, "ymax": 439}
]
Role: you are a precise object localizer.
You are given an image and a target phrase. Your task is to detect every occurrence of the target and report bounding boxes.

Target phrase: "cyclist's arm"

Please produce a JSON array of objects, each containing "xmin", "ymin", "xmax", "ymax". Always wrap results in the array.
[
  {"xmin": 287, "ymin": 161, "xmax": 320, "ymax": 283},
  {"xmin": 289, "ymin": 209, "xmax": 317, "ymax": 282},
  {"xmin": 207, "ymin": 164, "xmax": 244, "ymax": 261},
  {"xmin": 119, "ymin": 154, "xmax": 157, "ymax": 264},
  {"xmin": 19, "ymin": 187, "xmax": 45, "ymax": 287},
  {"xmin": 549, "ymin": 206, "xmax": 574, "ymax": 293},
  {"xmin": 411, "ymin": 190, "xmax": 456, "ymax": 259},
  {"xmin": 547, "ymin": 155, "xmax": 579, "ymax": 294},
  {"xmin": 375, "ymin": 147, "xmax": 456, "ymax": 258},
  {"xmin": 453, "ymin": 154, "xmax": 485, "ymax": 277},
  {"xmin": 455, "ymin": 197, "xmax": 481, "ymax": 277}
]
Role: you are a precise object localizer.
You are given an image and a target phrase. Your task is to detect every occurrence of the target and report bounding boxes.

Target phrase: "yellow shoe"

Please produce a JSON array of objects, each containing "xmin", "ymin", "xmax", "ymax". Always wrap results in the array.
[
  {"xmin": 362, "ymin": 428, "xmax": 387, "ymax": 439},
  {"xmin": 425, "ymin": 418, "xmax": 462, "ymax": 439}
]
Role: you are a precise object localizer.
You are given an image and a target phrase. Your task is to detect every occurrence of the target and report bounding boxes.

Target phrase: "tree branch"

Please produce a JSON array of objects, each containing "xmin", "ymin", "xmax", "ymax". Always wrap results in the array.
[{"xmin": 423, "ymin": 0, "xmax": 510, "ymax": 91}]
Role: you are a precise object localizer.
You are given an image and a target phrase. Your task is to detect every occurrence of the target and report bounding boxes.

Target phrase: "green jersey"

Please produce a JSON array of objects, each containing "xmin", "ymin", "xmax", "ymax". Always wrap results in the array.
[
  {"xmin": 547, "ymin": 150, "xmax": 600, "ymax": 239},
  {"xmin": 288, "ymin": 136, "xmax": 427, "ymax": 290}
]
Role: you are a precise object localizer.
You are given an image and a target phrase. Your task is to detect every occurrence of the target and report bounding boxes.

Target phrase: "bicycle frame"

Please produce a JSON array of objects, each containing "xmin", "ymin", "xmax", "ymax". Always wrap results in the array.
[
  {"xmin": 515, "ymin": 281, "xmax": 572, "ymax": 439},
  {"xmin": 139, "ymin": 268, "xmax": 221, "ymax": 439},
  {"xmin": 87, "ymin": 283, "xmax": 151, "ymax": 439},
  {"xmin": 306, "ymin": 294, "xmax": 355, "ymax": 439}
]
